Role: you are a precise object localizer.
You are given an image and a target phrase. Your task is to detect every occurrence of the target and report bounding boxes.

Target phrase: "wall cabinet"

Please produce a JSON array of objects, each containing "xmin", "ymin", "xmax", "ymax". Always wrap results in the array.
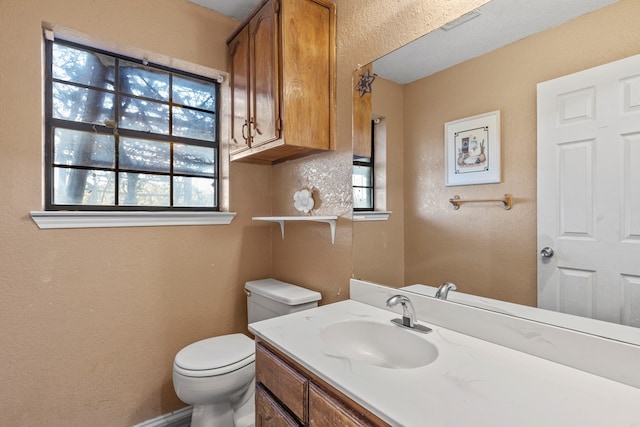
[
  {"xmin": 227, "ymin": 0, "xmax": 336, "ymax": 164},
  {"xmin": 255, "ymin": 341, "xmax": 389, "ymax": 427}
]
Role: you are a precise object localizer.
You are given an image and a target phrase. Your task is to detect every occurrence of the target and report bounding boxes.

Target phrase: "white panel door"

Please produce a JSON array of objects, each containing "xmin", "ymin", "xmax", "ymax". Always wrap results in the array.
[{"xmin": 537, "ymin": 54, "xmax": 640, "ymax": 326}]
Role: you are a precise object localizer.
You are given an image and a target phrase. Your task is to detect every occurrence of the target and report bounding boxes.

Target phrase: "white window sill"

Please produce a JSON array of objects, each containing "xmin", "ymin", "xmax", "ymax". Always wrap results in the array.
[
  {"xmin": 352, "ymin": 211, "xmax": 392, "ymax": 222},
  {"xmin": 30, "ymin": 211, "xmax": 236, "ymax": 229}
]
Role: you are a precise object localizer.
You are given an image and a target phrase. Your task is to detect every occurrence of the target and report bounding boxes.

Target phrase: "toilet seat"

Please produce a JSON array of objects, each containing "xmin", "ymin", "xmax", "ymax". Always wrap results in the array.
[{"xmin": 174, "ymin": 333, "xmax": 255, "ymax": 378}]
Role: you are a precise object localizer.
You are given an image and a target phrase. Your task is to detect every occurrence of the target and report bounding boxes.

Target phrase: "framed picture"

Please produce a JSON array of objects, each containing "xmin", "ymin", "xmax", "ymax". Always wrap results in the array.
[{"xmin": 444, "ymin": 110, "xmax": 501, "ymax": 186}]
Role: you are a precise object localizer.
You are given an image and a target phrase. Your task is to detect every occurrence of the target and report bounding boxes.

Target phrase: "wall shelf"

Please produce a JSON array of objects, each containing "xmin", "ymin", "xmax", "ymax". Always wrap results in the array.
[{"xmin": 252, "ymin": 216, "xmax": 338, "ymax": 244}]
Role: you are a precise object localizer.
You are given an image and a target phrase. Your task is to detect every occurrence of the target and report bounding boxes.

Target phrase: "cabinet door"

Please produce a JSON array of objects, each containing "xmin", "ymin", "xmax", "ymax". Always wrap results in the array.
[
  {"xmin": 256, "ymin": 384, "xmax": 300, "ymax": 427},
  {"xmin": 309, "ymin": 383, "xmax": 377, "ymax": 427},
  {"xmin": 228, "ymin": 26, "xmax": 250, "ymax": 154},
  {"xmin": 249, "ymin": 0, "xmax": 280, "ymax": 148}
]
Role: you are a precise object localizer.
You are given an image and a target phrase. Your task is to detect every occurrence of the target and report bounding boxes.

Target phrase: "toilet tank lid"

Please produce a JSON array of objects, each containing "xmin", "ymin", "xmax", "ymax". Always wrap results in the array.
[{"xmin": 245, "ymin": 278, "xmax": 321, "ymax": 305}]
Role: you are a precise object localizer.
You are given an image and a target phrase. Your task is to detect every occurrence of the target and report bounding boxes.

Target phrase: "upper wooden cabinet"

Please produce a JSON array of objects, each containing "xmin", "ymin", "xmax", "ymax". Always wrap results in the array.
[
  {"xmin": 352, "ymin": 63, "xmax": 373, "ymax": 159},
  {"xmin": 227, "ymin": 0, "xmax": 336, "ymax": 164}
]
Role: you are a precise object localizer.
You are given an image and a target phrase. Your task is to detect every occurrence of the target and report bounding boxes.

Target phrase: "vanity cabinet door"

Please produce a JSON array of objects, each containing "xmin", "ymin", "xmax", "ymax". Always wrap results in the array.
[
  {"xmin": 256, "ymin": 384, "xmax": 300, "ymax": 427},
  {"xmin": 256, "ymin": 343, "xmax": 308, "ymax": 424},
  {"xmin": 309, "ymin": 383, "xmax": 382, "ymax": 427}
]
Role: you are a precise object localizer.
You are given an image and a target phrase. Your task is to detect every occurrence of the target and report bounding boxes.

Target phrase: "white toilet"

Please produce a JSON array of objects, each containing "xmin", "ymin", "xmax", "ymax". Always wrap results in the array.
[{"xmin": 172, "ymin": 278, "xmax": 321, "ymax": 427}]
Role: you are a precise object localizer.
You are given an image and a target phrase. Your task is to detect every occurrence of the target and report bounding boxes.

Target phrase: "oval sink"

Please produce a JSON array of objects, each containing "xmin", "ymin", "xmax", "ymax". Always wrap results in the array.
[{"xmin": 319, "ymin": 319, "xmax": 438, "ymax": 369}]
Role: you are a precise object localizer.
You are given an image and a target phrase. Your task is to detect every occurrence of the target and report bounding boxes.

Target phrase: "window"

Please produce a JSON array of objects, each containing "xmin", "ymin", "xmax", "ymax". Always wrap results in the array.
[
  {"xmin": 45, "ymin": 39, "xmax": 219, "ymax": 211},
  {"xmin": 352, "ymin": 120, "xmax": 375, "ymax": 211}
]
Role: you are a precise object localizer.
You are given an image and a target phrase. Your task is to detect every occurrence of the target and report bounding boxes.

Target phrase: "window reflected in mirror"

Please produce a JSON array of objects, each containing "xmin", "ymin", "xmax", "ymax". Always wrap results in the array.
[{"xmin": 353, "ymin": 121, "xmax": 374, "ymax": 211}]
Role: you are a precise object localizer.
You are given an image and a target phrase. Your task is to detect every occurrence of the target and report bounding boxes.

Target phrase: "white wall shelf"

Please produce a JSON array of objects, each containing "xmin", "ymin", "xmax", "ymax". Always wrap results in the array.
[{"xmin": 252, "ymin": 216, "xmax": 338, "ymax": 244}]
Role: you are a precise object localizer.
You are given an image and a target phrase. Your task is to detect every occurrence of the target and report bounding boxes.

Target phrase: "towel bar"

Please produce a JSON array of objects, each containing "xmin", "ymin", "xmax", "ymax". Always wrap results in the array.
[{"xmin": 449, "ymin": 193, "xmax": 512, "ymax": 210}]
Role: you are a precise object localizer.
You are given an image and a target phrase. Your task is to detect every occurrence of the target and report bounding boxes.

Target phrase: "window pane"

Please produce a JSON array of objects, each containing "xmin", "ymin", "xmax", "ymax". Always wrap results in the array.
[
  {"xmin": 353, "ymin": 165, "xmax": 373, "ymax": 187},
  {"xmin": 54, "ymin": 128, "xmax": 115, "ymax": 168},
  {"xmin": 174, "ymin": 176, "xmax": 216, "ymax": 207},
  {"xmin": 47, "ymin": 40, "xmax": 219, "ymax": 211},
  {"xmin": 119, "ymin": 96, "xmax": 169, "ymax": 134},
  {"xmin": 119, "ymin": 172, "xmax": 170, "ymax": 206},
  {"xmin": 119, "ymin": 138, "xmax": 170, "ymax": 173},
  {"xmin": 119, "ymin": 60, "xmax": 169, "ymax": 101},
  {"xmin": 173, "ymin": 107, "xmax": 216, "ymax": 141},
  {"xmin": 174, "ymin": 144, "xmax": 216, "ymax": 175},
  {"xmin": 52, "ymin": 44, "xmax": 115, "ymax": 90},
  {"xmin": 173, "ymin": 75, "xmax": 216, "ymax": 111},
  {"xmin": 53, "ymin": 167, "xmax": 115, "ymax": 205},
  {"xmin": 353, "ymin": 187, "xmax": 373, "ymax": 210},
  {"xmin": 53, "ymin": 82, "xmax": 115, "ymax": 124}
]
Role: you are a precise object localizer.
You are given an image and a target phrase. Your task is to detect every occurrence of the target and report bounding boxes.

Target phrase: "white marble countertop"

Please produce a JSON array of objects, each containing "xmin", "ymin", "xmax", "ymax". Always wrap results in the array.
[{"xmin": 249, "ymin": 299, "xmax": 640, "ymax": 427}]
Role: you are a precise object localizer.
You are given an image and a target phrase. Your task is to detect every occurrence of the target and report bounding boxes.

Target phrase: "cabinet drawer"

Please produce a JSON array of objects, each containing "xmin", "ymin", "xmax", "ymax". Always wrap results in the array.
[
  {"xmin": 256, "ymin": 384, "xmax": 300, "ymax": 427},
  {"xmin": 309, "ymin": 383, "xmax": 382, "ymax": 427},
  {"xmin": 256, "ymin": 343, "xmax": 308, "ymax": 423}
]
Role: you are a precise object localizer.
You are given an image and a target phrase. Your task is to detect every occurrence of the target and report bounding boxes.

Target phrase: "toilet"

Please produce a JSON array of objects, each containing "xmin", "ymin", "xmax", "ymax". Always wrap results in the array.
[{"xmin": 172, "ymin": 278, "xmax": 321, "ymax": 427}]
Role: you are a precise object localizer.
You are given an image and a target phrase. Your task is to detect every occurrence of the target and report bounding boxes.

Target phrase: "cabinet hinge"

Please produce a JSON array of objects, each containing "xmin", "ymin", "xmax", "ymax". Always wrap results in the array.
[
  {"xmin": 275, "ymin": 0, "xmax": 280, "ymax": 13},
  {"xmin": 277, "ymin": 118, "xmax": 282, "ymax": 131}
]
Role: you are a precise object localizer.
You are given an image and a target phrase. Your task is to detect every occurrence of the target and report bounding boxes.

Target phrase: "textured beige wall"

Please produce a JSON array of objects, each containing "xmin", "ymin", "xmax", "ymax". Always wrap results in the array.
[
  {"xmin": 0, "ymin": 0, "xmax": 508, "ymax": 425},
  {"xmin": 0, "ymin": 1, "xmax": 272, "ymax": 425},
  {"xmin": 270, "ymin": 0, "xmax": 488, "ymax": 303},
  {"xmin": 365, "ymin": 0, "xmax": 640, "ymax": 306}
]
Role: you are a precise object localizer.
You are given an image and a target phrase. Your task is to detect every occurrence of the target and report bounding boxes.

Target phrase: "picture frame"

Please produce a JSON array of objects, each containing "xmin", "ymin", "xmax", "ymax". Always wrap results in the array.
[{"xmin": 444, "ymin": 110, "xmax": 501, "ymax": 186}]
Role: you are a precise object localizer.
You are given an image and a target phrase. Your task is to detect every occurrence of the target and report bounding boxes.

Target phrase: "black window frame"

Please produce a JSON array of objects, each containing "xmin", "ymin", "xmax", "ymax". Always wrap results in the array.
[
  {"xmin": 44, "ymin": 38, "xmax": 220, "ymax": 211},
  {"xmin": 353, "ymin": 120, "xmax": 375, "ymax": 212}
]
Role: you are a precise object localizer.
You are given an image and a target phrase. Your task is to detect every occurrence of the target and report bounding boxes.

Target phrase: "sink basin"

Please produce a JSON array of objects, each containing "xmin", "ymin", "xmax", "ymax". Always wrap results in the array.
[{"xmin": 319, "ymin": 319, "xmax": 438, "ymax": 369}]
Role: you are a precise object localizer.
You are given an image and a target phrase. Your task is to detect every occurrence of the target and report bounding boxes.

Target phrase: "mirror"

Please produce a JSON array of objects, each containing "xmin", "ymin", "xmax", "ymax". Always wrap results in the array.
[{"xmin": 352, "ymin": 0, "xmax": 640, "ymax": 343}]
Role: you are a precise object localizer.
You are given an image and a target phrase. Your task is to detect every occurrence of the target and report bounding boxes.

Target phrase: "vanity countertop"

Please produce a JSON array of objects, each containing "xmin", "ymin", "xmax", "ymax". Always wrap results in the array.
[{"xmin": 249, "ymin": 299, "xmax": 640, "ymax": 427}]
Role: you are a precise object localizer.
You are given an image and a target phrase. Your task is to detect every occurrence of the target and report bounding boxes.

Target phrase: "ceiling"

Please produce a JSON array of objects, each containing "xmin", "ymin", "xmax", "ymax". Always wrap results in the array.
[
  {"xmin": 187, "ymin": 0, "xmax": 620, "ymax": 84},
  {"xmin": 187, "ymin": 0, "xmax": 261, "ymax": 21},
  {"xmin": 374, "ymin": 0, "xmax": 620, "ymax": 84}
]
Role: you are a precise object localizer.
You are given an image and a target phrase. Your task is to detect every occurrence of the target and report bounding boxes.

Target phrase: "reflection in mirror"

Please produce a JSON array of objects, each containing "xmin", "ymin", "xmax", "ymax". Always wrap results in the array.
[{"xmin": 352, "ymin": 0, "xmax": 640, "ymax": 343}]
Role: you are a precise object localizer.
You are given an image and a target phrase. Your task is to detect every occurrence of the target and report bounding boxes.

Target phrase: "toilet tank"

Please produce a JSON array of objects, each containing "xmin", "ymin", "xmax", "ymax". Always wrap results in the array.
[{"xmin": 245, "ymin": 278, "xmax": 321, "ymax": 324}]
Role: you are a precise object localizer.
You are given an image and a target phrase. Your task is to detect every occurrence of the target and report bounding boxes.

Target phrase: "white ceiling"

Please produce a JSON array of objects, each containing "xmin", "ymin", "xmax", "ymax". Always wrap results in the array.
[
  {"xmin": 187, "ymin": 0, "xmax": 261, "ymax": 21},
  {"xmin": 374, "ymin": 0, "xmax": 620, "ymax": 84}
]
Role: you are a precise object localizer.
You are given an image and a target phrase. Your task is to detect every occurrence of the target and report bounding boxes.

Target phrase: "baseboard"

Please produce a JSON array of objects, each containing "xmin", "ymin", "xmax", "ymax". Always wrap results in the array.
[{"xmin": 132, "ymin": 406, "xmax": 192, "ymax": 427}]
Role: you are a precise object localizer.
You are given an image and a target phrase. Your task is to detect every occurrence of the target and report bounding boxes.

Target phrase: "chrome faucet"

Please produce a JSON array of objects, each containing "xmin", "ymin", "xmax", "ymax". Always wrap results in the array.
[
  {"xmin": 435, "ymin": 282, "xmax": 457, "ymax": 300},
  {"xmin": 386, "ymin": 295, "xmax": 416, "ymax": 327},
  {"xmin": 386, "ymin": 295, "xmax": 432, "ymax": 334}
]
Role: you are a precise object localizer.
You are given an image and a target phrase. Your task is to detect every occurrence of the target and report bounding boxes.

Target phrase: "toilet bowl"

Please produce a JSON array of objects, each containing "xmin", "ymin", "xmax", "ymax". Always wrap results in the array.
[
  {"xmin": 172, "ymin": 279, "xmax": 321, "ymax": 427},
  {"xmin": 173, "ymin": 334, "xmax": 255, "ymax": 427}
]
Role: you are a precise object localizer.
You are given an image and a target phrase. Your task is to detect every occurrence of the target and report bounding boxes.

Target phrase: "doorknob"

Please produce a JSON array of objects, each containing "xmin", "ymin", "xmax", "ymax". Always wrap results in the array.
[{"xmin": 540, "ymin": 247, "xmax": 554, "ymax": 258}]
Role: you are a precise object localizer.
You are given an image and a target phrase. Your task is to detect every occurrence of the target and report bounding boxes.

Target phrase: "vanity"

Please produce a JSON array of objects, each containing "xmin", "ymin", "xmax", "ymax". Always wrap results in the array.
[
  {"xmin": 250, "ymin": 280, "xmax": 640, "ymax": 426},
  {"xmin": 255, "ymin": 341, "xmax": 387, "ymax": 426}
]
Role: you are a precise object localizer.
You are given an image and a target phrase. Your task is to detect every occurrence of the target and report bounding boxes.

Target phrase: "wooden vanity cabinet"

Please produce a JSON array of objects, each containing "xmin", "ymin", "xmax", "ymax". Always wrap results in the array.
[
  {"xmin": 227, "ymin": 0, "xmax": 336, "ymax": 164},
  {"xmin": 255, "ymin": 341, "xmax": 389, "ymax": 427}
]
